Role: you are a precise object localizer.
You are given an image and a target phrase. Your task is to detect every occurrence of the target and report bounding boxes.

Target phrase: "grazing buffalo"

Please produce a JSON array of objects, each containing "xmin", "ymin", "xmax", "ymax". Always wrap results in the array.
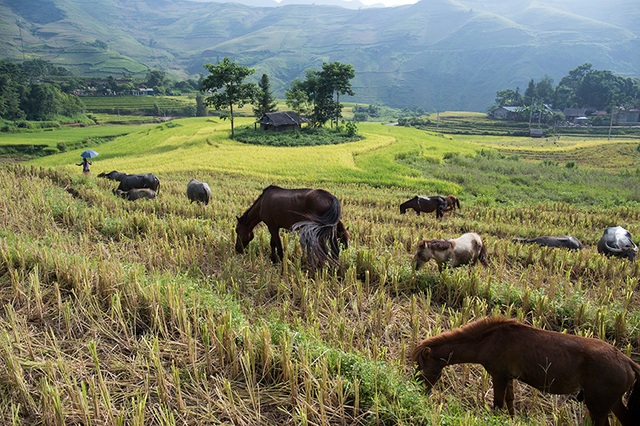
[
  {"xmin": 597, "ymin": 226, "xmax": 638, "ymax": 261},
  {"xmin": 186, "ymin": 179, "xmax": 211, "ymax": 205},
  {"xmin": 99, "ymin": 170, "xmax": 160, "ymax": 193},
  {"xmin": 512, "ymin": 235, "xmax": 583, "ymax": 250},
  {"xmin": 413, "ymin": 232, "xmax": 488, "ymax": 271},
  {"xmin": 114, "ymin": 188, "xmax": 157, "ymax": 201}
]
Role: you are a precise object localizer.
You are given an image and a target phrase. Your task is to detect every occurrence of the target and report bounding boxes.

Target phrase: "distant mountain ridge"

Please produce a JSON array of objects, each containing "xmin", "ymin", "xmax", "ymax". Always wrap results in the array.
[{"xmin": 1, "ymin": 0, "xmax": 639, "ymax": 111}]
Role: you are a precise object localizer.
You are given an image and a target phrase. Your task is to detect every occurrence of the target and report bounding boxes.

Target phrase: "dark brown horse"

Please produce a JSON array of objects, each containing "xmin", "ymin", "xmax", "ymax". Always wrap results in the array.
[
  {"xmin": 235, "ymin": 185, "xmax": 347, "ymax": 267},
  {"xmin": 399, "ymin": 196, "xmax": 447, "ymax": 219},
  {"xmin": 412, "ymin": 316, "xmax": 640, "ymax": 426},
  {"xmin": 443, "ymin": 194, "xmax": 460, "ymax": 212}
]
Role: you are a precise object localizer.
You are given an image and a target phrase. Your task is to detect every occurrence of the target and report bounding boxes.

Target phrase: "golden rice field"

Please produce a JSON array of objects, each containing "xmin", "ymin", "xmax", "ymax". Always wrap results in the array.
[{"xmin": 0, "ymin": 117, "xmax": 639, "ymax": 425}]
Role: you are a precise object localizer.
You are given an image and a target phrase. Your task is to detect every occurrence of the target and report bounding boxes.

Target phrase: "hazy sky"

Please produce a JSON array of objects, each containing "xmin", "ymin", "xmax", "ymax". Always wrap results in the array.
[{"xmin": 359, "ymin": 0, "xmax": 418, "ymax": 6}]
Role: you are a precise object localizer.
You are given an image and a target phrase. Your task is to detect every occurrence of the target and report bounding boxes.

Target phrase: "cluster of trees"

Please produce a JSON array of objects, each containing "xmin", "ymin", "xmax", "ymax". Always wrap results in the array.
[
  {"xmin": 352, "ymin": 104, "xmax": 381, "ymax": 122},
  {"xmin": 0, "ymin": 59, "xmax": 84, "ymax": 121},
  {"xmin": 1, "ymin": 56, "xmax": 357, "ymax": 133},
  {"xmin": 0, "ymin": 58, "xmax": 207, "ymax": 123},
  {"xmin": 491, "ymin": 63, "xmax": 640, "ymax": 121},
  {"xmin": 285, "ymin": 62, "xmax": 355, "ymax": 128},
  {"xmin": 200, "ymin": 57, "xmax": 356, "ymax": 138}
]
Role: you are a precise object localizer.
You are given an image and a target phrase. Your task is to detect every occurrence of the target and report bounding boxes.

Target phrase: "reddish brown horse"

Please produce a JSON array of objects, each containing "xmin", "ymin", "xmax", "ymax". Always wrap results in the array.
[
  {"xmin": 399, "ymin": 196, "xmax": 447, "ymax": 219},
  {"xmin": 235, "ymin": 185, "xmax": 347, "ymax": 267},
  {"xmin": 443, "ymin": 195, "xmax": 460, "ymax": 212},
  {"xmin": 412, "ymin": 316, "xmax": 640, "ymax": 426}
]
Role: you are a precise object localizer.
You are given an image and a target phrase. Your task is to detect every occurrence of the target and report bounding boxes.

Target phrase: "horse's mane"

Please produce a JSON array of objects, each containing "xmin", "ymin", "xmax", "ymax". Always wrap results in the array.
[
  {"xmin": 422, "ymin": 316, "xmax": 517, "ymax": 347},
  {"xmin": 239, "ymin": 186, "xmax": 276, "ymax": 222}
]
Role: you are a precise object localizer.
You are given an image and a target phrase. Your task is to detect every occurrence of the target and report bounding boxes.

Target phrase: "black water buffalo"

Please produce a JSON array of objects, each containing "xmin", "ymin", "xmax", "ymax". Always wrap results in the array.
[
  {"xmin": 114, "ymin": 188, "xmax": 157, "ymax": 201},
  {"xmin": 99, "ymin": 170, "xmax": 160, "ymax": 193},
  {"xmin": 512, "ymin": 236, "xmax": 583, "ymax": 250},
  {"xmin": 186, "ymin": 179, "xmax": 211, "ymax": 205},
  {"xmin": 597, "ymin": 226, "xmax": 638, "ymax": 261}
]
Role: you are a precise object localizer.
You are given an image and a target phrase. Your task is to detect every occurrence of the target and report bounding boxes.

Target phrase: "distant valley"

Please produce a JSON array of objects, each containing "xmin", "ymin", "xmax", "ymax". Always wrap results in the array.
[{"xmin": 1, "ymin": 0, "xmax": 639, "ymax": 111}]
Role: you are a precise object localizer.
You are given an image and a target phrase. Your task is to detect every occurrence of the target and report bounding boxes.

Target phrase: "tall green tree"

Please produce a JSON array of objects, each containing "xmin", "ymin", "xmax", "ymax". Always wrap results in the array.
[
  {"xmin": 0, "ymin": 61, "xmax": 25, "ymax": 121},
  {"xmin": 319, "ymin": 62, "xmax": 355, "ymax": 128},
  {"xmin": 286, "ymin": 69, "xmax": 321, "ymax": 124},
  {"xmin": 524, "ymin": 79, "xmax": 537, "ymax": 106},
  {"xmin": 253, "ymin": 74, "xmax": 277, "ymax": 118},
  {"xmin": 494, "ymin": 88, "xmax": 523, "ymax": 107},
  {"xmin": 195, "ymin": 93, "xmax": 208, "ymax": 117},
  {"xmin": 201, "ymin": 57, "xmax": 257, "ymax": 139},
  {"xmin": 22, "ymin": 83, "xmax": 58, "ymax": 120},
  {"xmin": 285, "ymin": 62, "xmax": 355, "ymax": 127},
  {"xmin": 535, "ymin": 75, "xmax": 555, "ymax": 104}
]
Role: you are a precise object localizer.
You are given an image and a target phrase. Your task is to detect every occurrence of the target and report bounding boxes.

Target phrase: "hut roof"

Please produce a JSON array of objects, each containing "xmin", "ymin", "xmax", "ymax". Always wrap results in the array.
[{"xmin": 256, "ymin": 111, "xmax": 309, "ymax": 127}]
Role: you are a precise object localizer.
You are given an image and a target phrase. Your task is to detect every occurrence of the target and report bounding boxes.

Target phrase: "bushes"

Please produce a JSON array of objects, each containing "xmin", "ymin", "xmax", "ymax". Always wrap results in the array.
[{"xmin": 234, "ymin": 125, "xmax": 361, "ymax": 147}]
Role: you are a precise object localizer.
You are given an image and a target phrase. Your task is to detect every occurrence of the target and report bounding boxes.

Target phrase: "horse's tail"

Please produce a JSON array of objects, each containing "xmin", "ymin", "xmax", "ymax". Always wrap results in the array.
[
  {"xmin": 625, "ymin": 364, "xmax": 640, "ymax": 425},
  {"xmin": 292, "ymin": 197, "xmax": 341, "ymax": 267},
  {"xmin": 454, "ymin": 197, "xmax": 461, "ymax": 209}
]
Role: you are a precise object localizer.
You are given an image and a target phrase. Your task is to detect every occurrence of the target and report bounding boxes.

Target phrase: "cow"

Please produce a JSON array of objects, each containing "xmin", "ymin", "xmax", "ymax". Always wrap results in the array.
[
  {"xmin": 512, "ymin": 235, "xmax": 583, "ymax": 250},
  {"xmin": 413, "ymin": 232, "xmax": 488, "ymax": 271},
  {"xmin": 597, "ymin": 226, "xmax": 638, "ymax": 261},
  {"xmin": 114, "ymin": 188, "xmax": 157, "ymax": 201},
  {"xmin": 99, "ymin": 170, "xmax": 160, "ymax": 193},
  {"xmin": 186, "ymin": 179, "xmax": 211, "ymax": 205}
]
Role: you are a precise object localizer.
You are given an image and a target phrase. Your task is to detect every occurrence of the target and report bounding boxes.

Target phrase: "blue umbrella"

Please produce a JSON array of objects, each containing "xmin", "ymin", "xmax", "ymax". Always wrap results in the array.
[{"xmin": 81, "ymin": 150, "xmax": 99, "ymax": 158}]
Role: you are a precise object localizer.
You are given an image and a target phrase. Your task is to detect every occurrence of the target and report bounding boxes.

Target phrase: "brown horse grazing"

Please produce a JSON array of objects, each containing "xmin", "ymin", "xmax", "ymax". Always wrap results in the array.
[
  {"xmin": 442, "ymin": 194, "xmax": 460, "ymax": 212},
  {"xmin": 399, "ymin": 196, "xmax": 447, "ymax": 219},
  {"xmin": 413, "ymin": 232, "xmax": 488, "ymax": 271},
  {"xmin": 412, "ymin": 317, "xmax": 640, "ymax": 426},
  {"xmin": 235, "ymin": 185, "xmax": 346, "ymax": 267}
]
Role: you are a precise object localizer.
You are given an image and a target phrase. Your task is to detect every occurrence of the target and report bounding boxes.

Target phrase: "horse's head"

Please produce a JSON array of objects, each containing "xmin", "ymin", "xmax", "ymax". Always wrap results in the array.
[
  {"xmin": 337, "ymin": 221, "xmax": 350, "ymax": 249},
  {"xmin": 412, "ymin": 240, "xmax": 433, "ymax": 270},
  {"xmin": 235, "ymin": 215, "xmax": 254, "ymax": 253},
  {"xmin": 400, "ymin": 196, "xmax": 415, "ymax": 214},
  {"xmin": 413, "ymin": 239, "xmax": 454, "ymax": 270},
  {"xmin": 411, "ymin": 345, "xmax": 446, "ymax": 390}
]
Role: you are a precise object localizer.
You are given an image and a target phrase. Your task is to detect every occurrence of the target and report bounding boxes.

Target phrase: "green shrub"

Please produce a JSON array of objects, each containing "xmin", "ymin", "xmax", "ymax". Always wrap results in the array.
[{"xmin": 234, "ymin": 125, "xmax": 361, "ymax": 147}]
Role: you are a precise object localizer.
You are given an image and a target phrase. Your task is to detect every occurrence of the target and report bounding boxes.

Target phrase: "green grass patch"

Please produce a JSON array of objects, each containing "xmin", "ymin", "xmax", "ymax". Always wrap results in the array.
[
  {"xmin": 399, "ymin": 149, "xmax": 640, "ymax": 206},
  {"xmin": 0, "ymin": 122, "xmax": 155, "ymax": 159},
  {"xmin": 80, "ymin": 95, "xmax": 195, "ymax": 116},
  {"xmin": 234, "ymin": 125, "xmax": 361, "ymax": 147}
]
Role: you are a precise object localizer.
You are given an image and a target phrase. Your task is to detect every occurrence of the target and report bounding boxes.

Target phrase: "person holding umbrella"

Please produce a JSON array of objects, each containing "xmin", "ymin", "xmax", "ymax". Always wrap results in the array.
[{"xmin": 77, "ymin": 150, "xmax": 98, "ymax": 174}]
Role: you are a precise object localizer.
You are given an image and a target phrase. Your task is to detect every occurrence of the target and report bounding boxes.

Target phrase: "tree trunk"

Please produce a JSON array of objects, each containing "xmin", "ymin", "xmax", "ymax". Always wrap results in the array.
[{"xmin": 230, "ymin": 102, "xmax": 235, "ymax": 139}]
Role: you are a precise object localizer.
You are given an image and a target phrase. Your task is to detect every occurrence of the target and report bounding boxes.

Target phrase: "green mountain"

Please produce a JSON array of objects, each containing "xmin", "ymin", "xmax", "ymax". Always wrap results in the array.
[{"xmin": 2, "ymin": 0, "xmax": 639, "ymax": 111}]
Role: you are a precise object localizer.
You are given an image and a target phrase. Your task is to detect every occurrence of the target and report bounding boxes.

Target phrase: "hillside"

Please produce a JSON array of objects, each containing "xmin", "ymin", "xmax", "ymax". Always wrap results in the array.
[{"xmin": 1, "ymin": 0, "xmax": 640, "ymax": 111}]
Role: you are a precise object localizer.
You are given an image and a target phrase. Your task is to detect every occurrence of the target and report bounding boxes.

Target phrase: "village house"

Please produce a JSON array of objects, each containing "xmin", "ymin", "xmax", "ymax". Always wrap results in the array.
[
  {"xmin": 255, "ymin": 111, "xmax": 310, "ymax": 131},
  {"xmin": 562, "ymin": 108, "xmax": 587, "ymax": 124},
  {"xmin": 491, "ymin": 106, "xmax": 520, "ymax": 120},
  {"xmin": 617, "ymin": 108, "xmax": 640, "ymax": 124},
  {"xmin": 131, "ymin": 88, "xmax": 154, "ymax": 96}
]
